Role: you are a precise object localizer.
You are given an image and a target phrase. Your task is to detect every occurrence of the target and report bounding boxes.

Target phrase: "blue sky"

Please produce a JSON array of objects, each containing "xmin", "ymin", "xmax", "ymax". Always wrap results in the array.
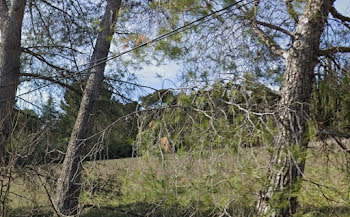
[
  {"xmin": 136, "ymin": 0, "xmax": 350, "ymax": 92},
  {"xmin": 334, "ymin": 0, "xmax": 350, "ymax": 14}
]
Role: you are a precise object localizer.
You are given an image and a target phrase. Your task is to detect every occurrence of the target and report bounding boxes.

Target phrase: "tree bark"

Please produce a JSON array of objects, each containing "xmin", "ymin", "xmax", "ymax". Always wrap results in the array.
[
  {"xmin": 0, "ymin": 0, "xmax": 26, "ymax": 166},
  {"xmin": 55, "ymin": 0, "xmax": 122, "ymax": 215},
  {"xmin": 256, "ymin": 0, "xmax": 334, "ymax": 216}
]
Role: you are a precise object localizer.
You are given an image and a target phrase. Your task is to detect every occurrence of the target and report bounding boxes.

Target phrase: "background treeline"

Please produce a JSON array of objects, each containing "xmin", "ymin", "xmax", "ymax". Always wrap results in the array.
[
  {"xmin": 12, "ymin": 82, "xmax": 138, "ymax": 165},
  {"xmin": 13, "ymin": 68, "xmax": 350, "ymax": 164}
]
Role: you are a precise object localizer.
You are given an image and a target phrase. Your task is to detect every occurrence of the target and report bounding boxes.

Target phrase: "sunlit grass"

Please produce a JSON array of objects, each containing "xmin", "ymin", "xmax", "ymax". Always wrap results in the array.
[{"xmin": 7, "ymin": 146, "xmax": 350, "ymax": 216}]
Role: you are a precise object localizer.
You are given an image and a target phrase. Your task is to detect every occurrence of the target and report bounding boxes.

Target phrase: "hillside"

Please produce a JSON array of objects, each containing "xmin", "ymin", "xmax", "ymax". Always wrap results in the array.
[{"xmin": 7, "ymin": 145, "xmax": 350, "ymax": 217}]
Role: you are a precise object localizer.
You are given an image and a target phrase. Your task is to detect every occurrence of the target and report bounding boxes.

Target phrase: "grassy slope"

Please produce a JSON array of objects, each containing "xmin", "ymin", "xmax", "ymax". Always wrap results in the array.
[{"xmin": 7, "ymin": 147, "xmax": 350, "ymax": 217}]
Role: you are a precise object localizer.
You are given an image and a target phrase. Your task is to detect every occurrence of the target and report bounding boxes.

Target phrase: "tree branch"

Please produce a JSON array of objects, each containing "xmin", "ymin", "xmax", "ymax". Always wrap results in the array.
[
  {"xmin": 317, "ymin": 129, "xmax": 350, "ymax": 139},
  {"xmin": 256, "ymin": 20, "xmax": 295, "ymax": 38},
  {"xmin": 106, "ymin": 77, "xmax": 158, "ymax": 91},
  {"xmin": 110, "ymin": 89, "xmax": 134, "ymax": 102},
  {"xmin": 22, "ymin": 48, "xmax": 75, "ymax": 74},
  {"xmin": 332, "ymin": 136, "xmax": 350, "ymax": 153},
  {"xmin": 24, "ymin": 45, "xmax": 87, "ymax": 55},
  {"xmin": 318, "ymin": 46, "xmax": 350, "ymax": 56},
  {"xmin": 330, "ymin": 6, "xmax": 350, "ymax": 23},
  {"xmin": 235, "ymin": 0, "xmax": 286, "ymax": 57},
  {"xmin": 330, "ymin": 7, "xmax": 350, "ymax": 30},
  {"xmin": 317, "ymin": 129, "xmax": 350, "ymax": 153},
  {"xmin": 40, "ymin": 0, "xmax": 73, "ymax": 19},
  {"xmin": 40, "ymin": 0, "xmax": 84, "ymax": 28},
  {"xmin": 20, "ymin": 72, "xmax": 82, "ymax": 95},
  {"xmin": 320, "ymin": 55, "xmax": 349, "ymax": 76},
  {"xmin": 285, "ymin": 0, "xmax": 298, "ymax": 23},
  {"xmin": 250, "ymin": 20, "xmax": 286, "ymax": 57}
]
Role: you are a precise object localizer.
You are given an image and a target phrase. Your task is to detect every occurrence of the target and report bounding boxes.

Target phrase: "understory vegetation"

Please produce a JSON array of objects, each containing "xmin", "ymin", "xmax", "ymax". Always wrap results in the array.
[
  {"xmin": 6, "ymin": 146, "xmax": 350, "ymax": 217},
  {"xmin": 1, "ymin": 0, "xmax": 350, "ymax": 216}
]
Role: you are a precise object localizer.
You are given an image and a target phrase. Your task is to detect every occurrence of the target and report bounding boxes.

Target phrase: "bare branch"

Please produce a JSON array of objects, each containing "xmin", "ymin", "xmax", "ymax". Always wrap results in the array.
[
  {"xmin": 330, "ymin": 6, "xmax": 350, "ymax": 23},
  {"xmin": 317, "ymin": 129, "xmax": 350, "ymax": 153},
  {"xmin": 40, "ymin": 0, "xmax": 73, "ymax": 20},
  {"xmin": 106, "ymin": 77, "xmax": 158, "ymax": 91},
  {"xmin": 332, "ymin": 137, "xmax": 350, "ymax": 153},
  {"xmin": 22, "ymin": 48, "xmax": 75, "ymax": 74},
  {"xmin": 318, "ymin": 46, "xmax": 350, "ymax": 56},
  {"xmin": 317, "ymin": 129, "xmax": 350, "ymax": 139},
  {"xmin": 256, "ymin": 20, "xmax": 295, "ymax": 38},
  {"xmin": 110, "ymin": 90, "xmax": 134, "ymax": 102},
  {"xmin": 39, "ymin": 0, "xmax": 85, "ymax": 29},
  {"xmin": 20, "ymin": 72, "xmax": 82, "ymax": 95},
  {"xmin": 330, "ymin": 7, "xmax": 350, "ymax": 30},
  {"xmin": 320, "ymin": 55, "xmax": 349, "ymax": 75},
  {"xmin": 24, "ymin": 45, "xmax": 87, "ymax": 55}
]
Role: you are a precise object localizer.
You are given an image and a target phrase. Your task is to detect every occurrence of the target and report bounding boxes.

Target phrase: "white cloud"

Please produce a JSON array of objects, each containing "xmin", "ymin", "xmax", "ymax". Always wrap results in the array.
[{"xmin": 135, "ymin": 61, "xmax": 181, "ymax": 90}]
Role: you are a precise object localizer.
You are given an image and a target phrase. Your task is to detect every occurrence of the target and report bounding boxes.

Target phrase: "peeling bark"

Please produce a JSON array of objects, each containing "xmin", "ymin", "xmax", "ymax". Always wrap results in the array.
[{"xmin": 55, "ymin": 0, "xmax": 122, "ymax": 215}]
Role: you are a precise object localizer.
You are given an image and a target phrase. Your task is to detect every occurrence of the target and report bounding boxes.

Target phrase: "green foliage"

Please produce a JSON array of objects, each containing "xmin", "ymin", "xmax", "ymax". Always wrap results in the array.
[
  {"xmin": 57, "ymin": 82, "xmax": 138, "ymax": 160},
  {"xmin": 135, "ymin": 80, "xmax": 280, "ymax": 156},
  {"xmin": 311, "ymin": 62, "xmax": 350, "ymax": 133},
  {"xmin": 140, "ymin": 89, "xmax": 176, "ymax": 108},
  {"xmin": 154, "ymin": 39, "xmax": 183, "ymax": 60},
  {"xmin": 178, "ymin": 93, "xmax": 192, "ymax": 106},
  {"xmin": 9, "ymin": 85, "xmax": 138, "ymax": 165}
]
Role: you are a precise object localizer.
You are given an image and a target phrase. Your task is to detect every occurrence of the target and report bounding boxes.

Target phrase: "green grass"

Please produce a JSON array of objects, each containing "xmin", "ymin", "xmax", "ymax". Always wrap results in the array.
[{"xmin": 5, "ymin": 146, "xmax": 350, "ymax": 216}]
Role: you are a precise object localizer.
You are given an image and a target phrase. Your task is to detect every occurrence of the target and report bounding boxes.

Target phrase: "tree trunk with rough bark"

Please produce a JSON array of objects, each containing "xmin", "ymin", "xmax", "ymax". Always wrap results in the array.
[
  {"xmin": 256, "ymin": 0, "xmax": 334, "ymax": 216},
  {"xmin": 0, "ymin": 0, "xmax": 26, "ymax": 166},
  {"xmin": 55, "ymin": 0, "xmax": 122, "ymax": 215}
]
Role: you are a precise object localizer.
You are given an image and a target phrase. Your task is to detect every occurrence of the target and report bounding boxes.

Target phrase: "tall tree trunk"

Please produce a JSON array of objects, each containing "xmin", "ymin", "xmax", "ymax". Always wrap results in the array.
[
  {"xmin": 256, "ymin": 0, "xmax": 334, "ymax": 216},
  {"xmin": 55, "ymin": 0, "xmax": 122, "ymax": 215},
  {"xmin": 0, "ymin": 1, "xmax": 26, "ymax": 216},
  {"xmin": 0, "ymin": 0, "xmax": 26, "ymax": 166}
]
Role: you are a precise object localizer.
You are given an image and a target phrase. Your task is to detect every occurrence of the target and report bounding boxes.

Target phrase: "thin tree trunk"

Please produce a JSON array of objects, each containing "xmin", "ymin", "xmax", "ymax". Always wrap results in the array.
[
  {"xmin": 0, "ymin": 0, "xmax": 26, "ymax": 166},
  {"xmin": 55, "ymin": 0, "xmax": 122, "ymax": 215},
  {"xmin": 256, "ymin": 0, "xmax": 334, "ymax": 216}
]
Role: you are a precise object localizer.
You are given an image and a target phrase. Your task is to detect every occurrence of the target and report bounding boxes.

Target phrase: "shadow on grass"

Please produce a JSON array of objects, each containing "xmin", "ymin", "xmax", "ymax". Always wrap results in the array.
[{"xmin": 7, "ymin": 207, "xmax": 53, "ymax": 217}]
